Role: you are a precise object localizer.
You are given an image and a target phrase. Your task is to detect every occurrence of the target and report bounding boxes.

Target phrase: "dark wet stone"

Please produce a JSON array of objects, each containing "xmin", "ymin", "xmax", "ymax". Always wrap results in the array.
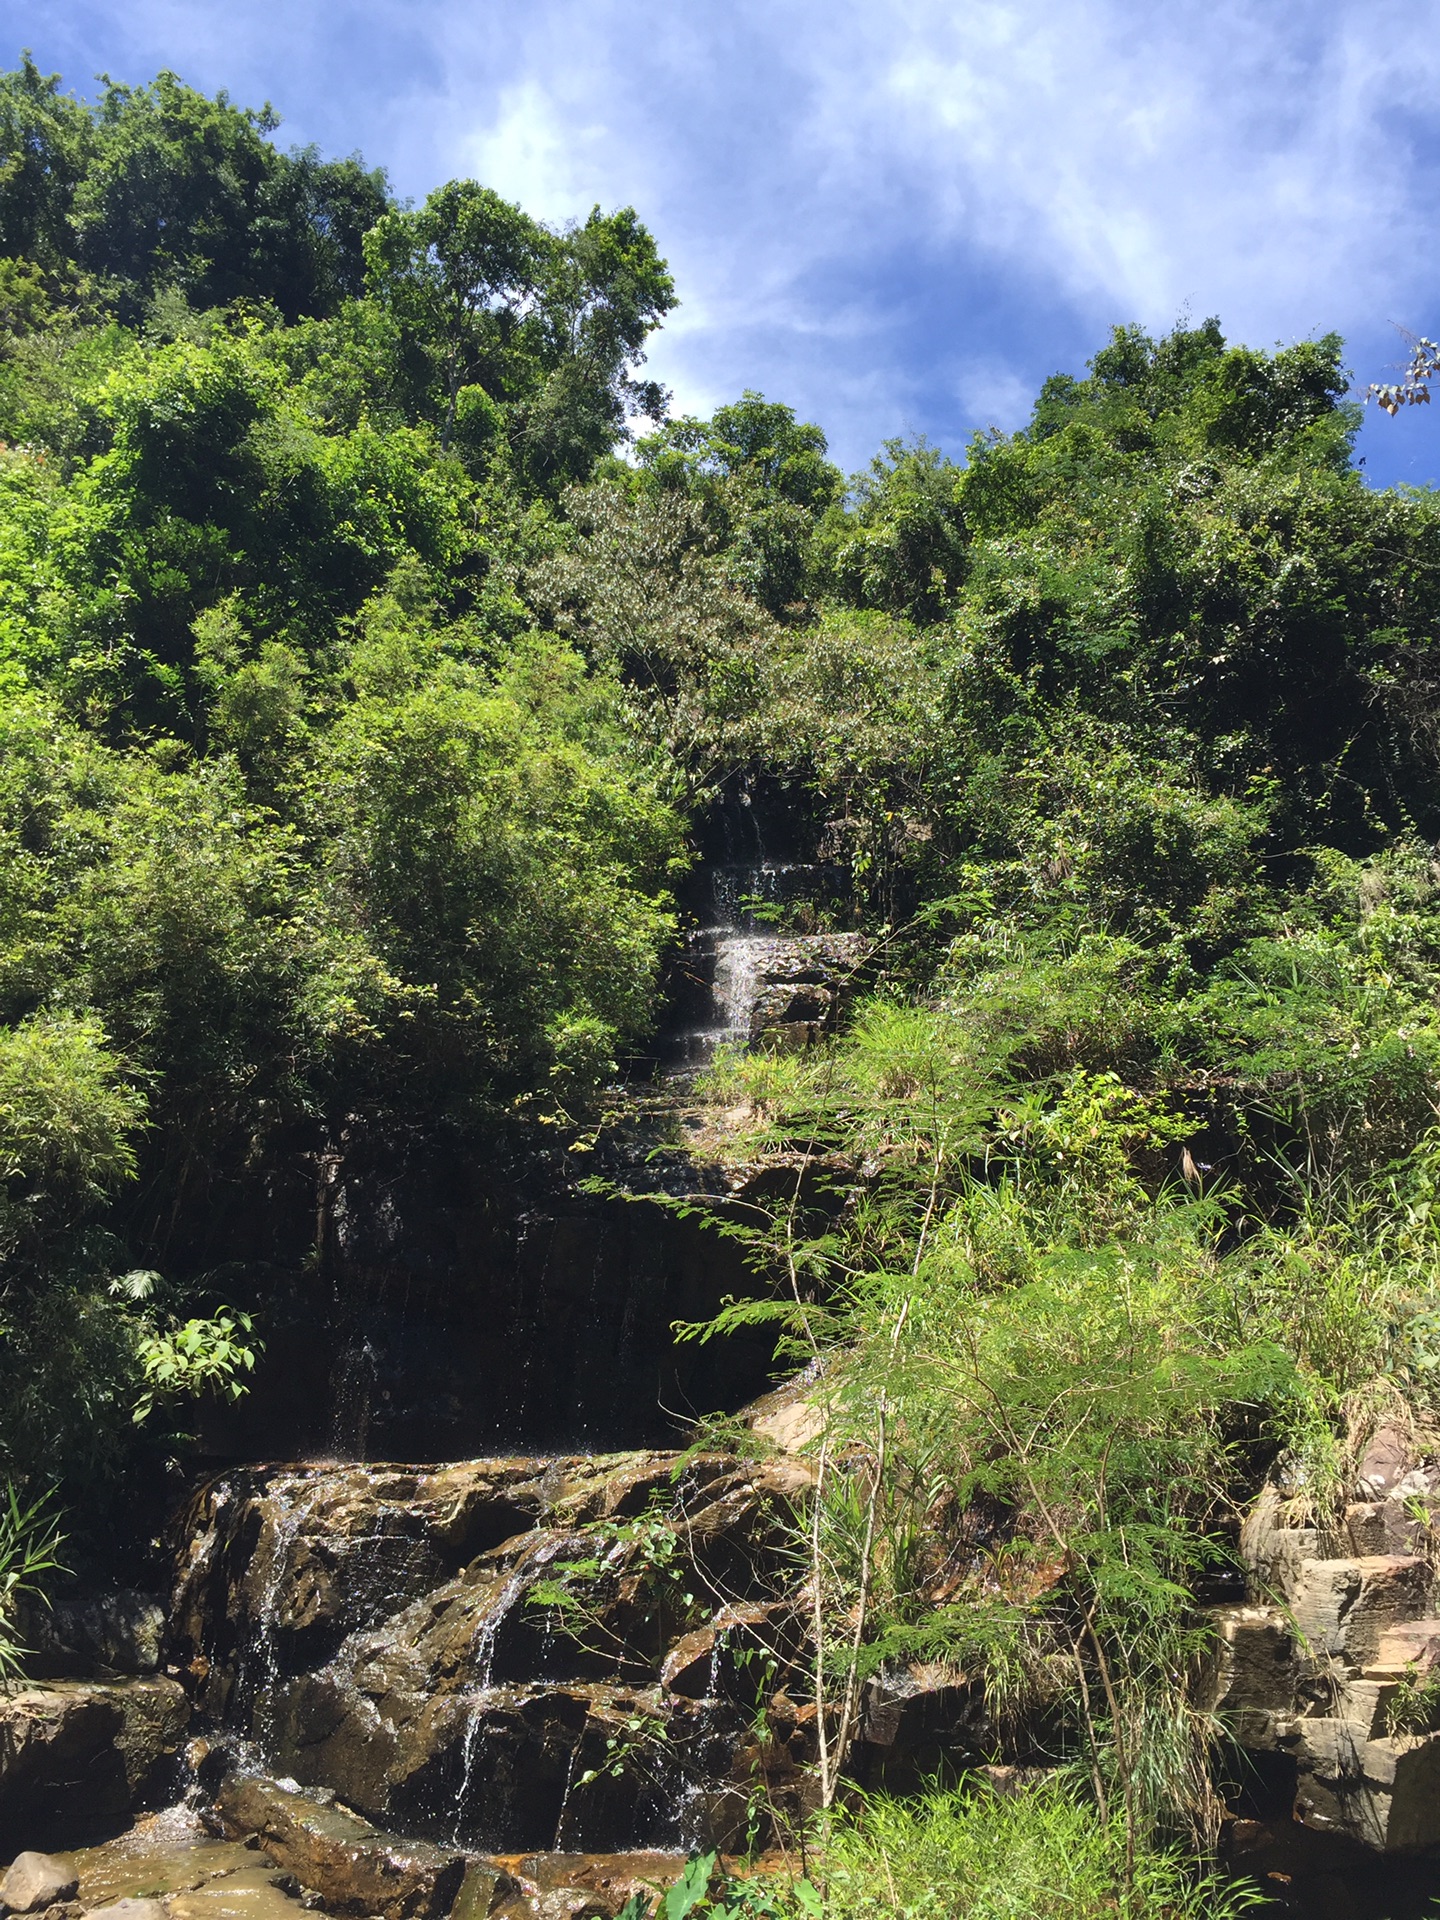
[
  {"xmin": 499, "ymin": 1854, "xmax": 686, "ymax": 1920},
  {"xmin": 169, "ymin": 1462, "xmax": 563, "ymax": 1719},
  {"xmin": 850, "ymin": 1672, "xmax": 987, "ymax": 1792},
  {"xmin": 20, "ymin": 1593, "xmax": 166, "ymax": 1682},
  {"xmin": 660, "ymin": 1603, "xmax": 801, "ymax": 1701},
  {"xmin": 0, "ymin": 1680, "xmax": 189, "ymax": 1853},
  {"xmin": 449, "ymin": 1862, "xmax": 521, "ymax": 1920},
  {"xmin": 213, "ymin": 1772, "xmax": 465, "ymax": 1920}
]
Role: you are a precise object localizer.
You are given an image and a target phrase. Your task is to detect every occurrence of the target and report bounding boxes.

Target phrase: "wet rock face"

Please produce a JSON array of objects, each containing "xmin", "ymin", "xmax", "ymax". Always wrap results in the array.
[
  {"xmin": 171, "ymin": 1452, "xmax": 817, "ymax": 1855},
  {"xmin": 172, "ymin": 1128, "xmax": 780, "ymax": 1467},
  {"xmin": 0, "ymin": 1678, "xmax": 189, "ymax": 1853},
  {"xmin": 1212, "ymin": 1425, "xmax": 1440, "ymax": 1853},
  {"xmin": 850, "ymin": 1672, "xmax": 989, "ymax": 1794},
  {"xmin": 212, "ymin": 1773, "xmax": 467, "ymax": 1920},
  {"xmin": 669, "ymin": 929, "xmax": 867, "ymax": 1068},
  {"xmin": 742, "ymin": 935, "xmax": 869, "ymax": 1053},
  {"xmin": 169, "ymin": 1463, "xmax": 556, "ymax": 1722},
  {"xmin": 58, "ymin": 1801, "xmax": 304, "ymax": 1919}
]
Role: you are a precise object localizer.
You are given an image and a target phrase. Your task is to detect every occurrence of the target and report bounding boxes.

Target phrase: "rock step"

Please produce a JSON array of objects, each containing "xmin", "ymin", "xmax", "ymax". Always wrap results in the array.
[
  {"xmin": 213, "ymin": 1773, "xmax": 467, "ymax": 1920},
  {"xmin": 212, "ymin": 1775, "xmax": 699, "ymax": 1920},
  {"xmin": 1367, "ymin": 1617, "xmax": 1440, "ymax": 1678},
  {"xmin": 1220, "ymin": 1423, "xmax": 1440, "ymax": 1854}
]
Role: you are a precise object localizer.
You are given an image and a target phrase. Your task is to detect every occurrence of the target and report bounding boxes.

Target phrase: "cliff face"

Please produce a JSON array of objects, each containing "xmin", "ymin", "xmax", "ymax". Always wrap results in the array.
[{"xmin": 179, "ymin": 1138, "xmax": 779, "ymax": 1463}]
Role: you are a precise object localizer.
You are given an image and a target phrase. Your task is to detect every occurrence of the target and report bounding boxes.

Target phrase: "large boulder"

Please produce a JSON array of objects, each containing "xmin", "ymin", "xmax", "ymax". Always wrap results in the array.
[
  {"xmin": 213, "ymin": 1772, "xmax": 467, "ymax": 1920},
  {"xmin": 0, "ymin": 1679, "xmax": 189, "ymax": 1852}
]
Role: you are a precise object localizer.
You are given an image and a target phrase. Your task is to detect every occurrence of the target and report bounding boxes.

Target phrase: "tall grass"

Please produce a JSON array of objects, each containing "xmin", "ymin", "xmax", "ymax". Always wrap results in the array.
[{"xmin": 819, "ymin": 1779, "xmax": 1257, "ymax": 1920}]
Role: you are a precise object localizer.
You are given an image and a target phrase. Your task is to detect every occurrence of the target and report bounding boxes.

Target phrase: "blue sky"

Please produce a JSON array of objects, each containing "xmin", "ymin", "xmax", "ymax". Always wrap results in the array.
[{"xmin": 13, "ymin": 0, "xmax": 1440, "ymax": 487}]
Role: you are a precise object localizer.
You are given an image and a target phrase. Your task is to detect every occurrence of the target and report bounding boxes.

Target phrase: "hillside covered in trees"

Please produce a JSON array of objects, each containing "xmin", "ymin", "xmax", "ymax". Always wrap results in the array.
[{"xmin": 7, "ymin": 51, "xmax": 1440, "ymax": 1918}]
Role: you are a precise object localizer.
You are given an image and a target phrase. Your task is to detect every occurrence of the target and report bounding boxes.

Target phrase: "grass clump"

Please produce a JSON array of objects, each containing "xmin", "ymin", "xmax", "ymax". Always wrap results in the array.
[{"xmin": 820, "ymin": 1779, "xmax": 1257, "ymax": 1920}]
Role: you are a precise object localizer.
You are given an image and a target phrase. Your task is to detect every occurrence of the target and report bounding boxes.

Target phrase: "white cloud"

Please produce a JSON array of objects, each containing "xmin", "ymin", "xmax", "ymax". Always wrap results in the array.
[
  {"xmin": 377, "ymin": 0, "xmax": 1440, "ymax": 458},
  {"xmin": 795, "ymin": 0, "xmax": 1440, "ymax": 334},
  {"xmin": 32, "ymin": 0, "xmax": 1440, "ymax": 475},
  {"xmin": 950, "ymin": 360, "xmax": 1037, "ymax": 435},
  {"xmin": 461, "ymin": 79, "xmax": 610, "ymax": 225}
]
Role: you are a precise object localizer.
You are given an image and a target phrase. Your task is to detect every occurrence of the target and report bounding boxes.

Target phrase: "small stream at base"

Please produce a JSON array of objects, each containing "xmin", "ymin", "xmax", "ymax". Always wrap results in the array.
[{"xmin": 58, "ymin": 1808, "xmax": 305, "ymax": 1920}]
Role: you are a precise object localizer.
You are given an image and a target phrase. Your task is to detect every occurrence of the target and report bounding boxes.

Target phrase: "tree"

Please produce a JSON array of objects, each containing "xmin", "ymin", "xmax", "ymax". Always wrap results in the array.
[
  {"xmin": 815, "ymin": 437, "xmax": 968, "ymax": 623},
  {"xmin": 513, "ymin": 205, "xmax": 676, "ymax": 487},
  {"xmin": 72, "ymin": 72, "xmax": 283, "ymax": 317},
  {"xmin": 1369, "ymin": 334, "xmax": 1440, "ymax": 415},
  {"xmin": 0, "ymin": 60, "xmax": 389, "ymax": 323},
  {"xmin": 0, "ymin": 54, "xmax": 94, "ymax": 270},
  {"xmin": 636, "ymin": 392, "xmax": 842, "ymax": 614},
  {"xmin": 365, "ymin": 181, "xmax": 546, "ymax": 452},
  {"xmin": 245, "ymin": 146, "xmax": 389, "ymax": 319}
]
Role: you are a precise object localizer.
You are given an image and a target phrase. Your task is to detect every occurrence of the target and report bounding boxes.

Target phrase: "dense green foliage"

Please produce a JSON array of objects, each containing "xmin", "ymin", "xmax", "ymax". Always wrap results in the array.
[
  {"xmin": 0, "ymin": 57, "xmax": 685, "ymax": 1512},
  {"xmin": 6, "ymin": 51, "xmax": 1440, "ymax": 1911},
  {"xmin": 662, "ymin": 329, "xmax": 1440, "ymax": 1902}
]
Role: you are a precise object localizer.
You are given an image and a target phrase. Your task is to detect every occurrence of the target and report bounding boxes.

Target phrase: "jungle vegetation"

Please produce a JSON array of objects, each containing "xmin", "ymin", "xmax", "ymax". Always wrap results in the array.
[{"xmin": 6, "ymin": 49, "xmax": 1440, "ymax": 1914}]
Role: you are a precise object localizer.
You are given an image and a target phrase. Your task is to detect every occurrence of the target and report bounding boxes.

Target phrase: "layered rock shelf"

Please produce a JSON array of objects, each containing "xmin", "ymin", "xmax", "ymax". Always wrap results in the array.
[{"xmin": 1211, "ymin": 1421, "xmax": 1440, "ymax": 1857}]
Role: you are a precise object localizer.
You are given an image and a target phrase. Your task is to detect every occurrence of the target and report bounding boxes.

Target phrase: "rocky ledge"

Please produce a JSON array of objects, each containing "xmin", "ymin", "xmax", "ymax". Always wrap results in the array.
[
  {"xmin": 168, "ymin": 1449, "xmax": 819, "ymax": 1854},
  {"xmin": 1209, "ymin": 1418, "xmax": 1440, "ymax": 1854},
  {"xmin": 0, "ymin": 1679, "xmax": 189, "ymax": 1854}
]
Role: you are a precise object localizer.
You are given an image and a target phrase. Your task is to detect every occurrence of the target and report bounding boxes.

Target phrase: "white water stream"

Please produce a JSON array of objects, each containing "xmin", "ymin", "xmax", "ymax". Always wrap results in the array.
[{"xmin": 668, "ymin": 861, "xmax": 836, "ymax": 1070}]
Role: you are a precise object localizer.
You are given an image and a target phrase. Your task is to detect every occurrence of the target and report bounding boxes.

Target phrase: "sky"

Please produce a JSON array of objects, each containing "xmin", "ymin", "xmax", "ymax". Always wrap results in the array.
[{"xmin": 12, "ymin": 0, "xmax": 1440, "ymax": 487}]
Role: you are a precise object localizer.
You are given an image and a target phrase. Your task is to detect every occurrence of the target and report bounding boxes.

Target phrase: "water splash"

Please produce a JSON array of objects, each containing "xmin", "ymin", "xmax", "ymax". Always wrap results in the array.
[
  {"xmin": 668, "ymin": 859, "xmax": 845, "ymax": 1072},
  {"xmin": 239, "ymin": 1479, "xmax": 307, "ymax": 1742},
  {"xmin": 553, "ymin": 1736, "xmax": 584, "ymax": 1850},
  {"xmin": 329, "ymin": 1339, "xmax": 378, "ymax": 1459},
  {"xmin": 451, "ymin": 1690, "xmax": 486, "ymax": 1843}
]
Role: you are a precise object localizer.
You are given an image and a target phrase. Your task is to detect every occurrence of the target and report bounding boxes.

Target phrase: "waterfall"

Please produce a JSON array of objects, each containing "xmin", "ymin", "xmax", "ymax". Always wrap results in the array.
[
  {"xmin": 165, "ymin": 1451, "xmax": 818, "ymax": 1856},
  {"xmin": 663, "ymin": 856, "xmax": 860, "ymax": 1072},
  {"xmin": 328, "ymin": 1338, "xmax": 378, "ymax": 1458}
]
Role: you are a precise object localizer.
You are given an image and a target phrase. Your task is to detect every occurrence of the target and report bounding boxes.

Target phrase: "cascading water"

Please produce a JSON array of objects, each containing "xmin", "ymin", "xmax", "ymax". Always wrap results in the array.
[
  {"xmin": 328, "ymin": 1338, "xmax": 378, "ymax": 1459},
  {"xmin": 165, "ymin": 1449, "xmax": 817, "ymax": 1861},
  {"xmin": 663, "ymin": 813, "xmax": 860, "ymax": 1072}
]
